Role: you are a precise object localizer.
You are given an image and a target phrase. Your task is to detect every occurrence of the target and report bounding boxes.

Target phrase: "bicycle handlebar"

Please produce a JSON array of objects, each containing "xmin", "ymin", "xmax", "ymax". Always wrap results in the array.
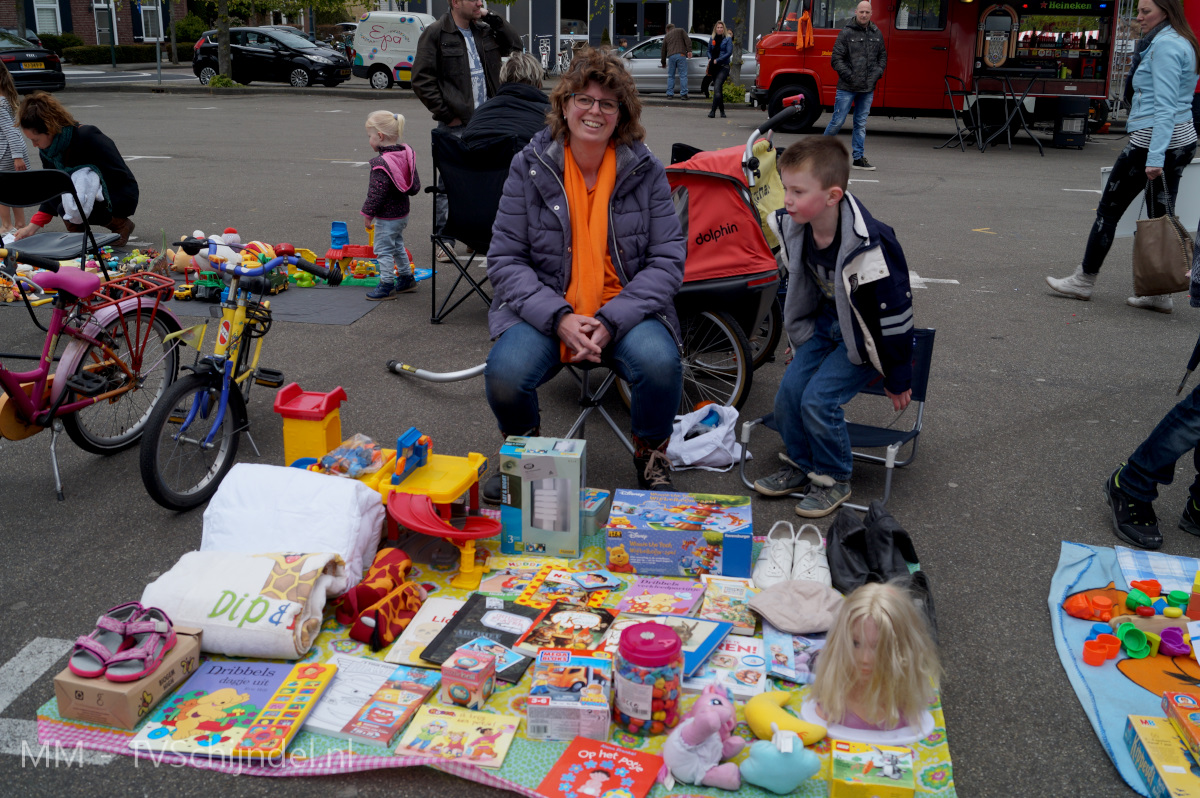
[
  {"xmin": 0, "ymin": 247, "xmax": 63, "ymax": 273},
  {"xmin": 177, "ymin": 237, "xmax": 342, "ymax": 287}
]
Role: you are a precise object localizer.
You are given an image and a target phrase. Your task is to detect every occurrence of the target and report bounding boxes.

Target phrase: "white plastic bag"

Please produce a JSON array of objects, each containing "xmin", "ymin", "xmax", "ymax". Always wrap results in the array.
[{"xmin": 666, "ymin": 404, "xmax": 748, "ymax": 472}]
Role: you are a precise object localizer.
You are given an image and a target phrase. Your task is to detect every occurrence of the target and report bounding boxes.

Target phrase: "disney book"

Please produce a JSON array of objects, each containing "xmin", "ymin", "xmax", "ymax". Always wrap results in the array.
[{"xmin": 396, "ymin": 705, "xmax": 521, "ymax": 769}]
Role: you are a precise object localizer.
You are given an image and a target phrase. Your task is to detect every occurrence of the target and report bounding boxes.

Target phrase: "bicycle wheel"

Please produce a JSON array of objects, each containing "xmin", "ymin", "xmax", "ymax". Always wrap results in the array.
[
  {"xmin": 139, "ymin": 373, "xmax": 245, "ymax": 511},
  {"xmin": 61, "ymin": 307, "xmax": 180, "ymax": 454},
  {"xmin": 616, "ymin": 310, "xmax": 753, "ymax": 412},
  {"xmin": 749, "ymin": 297, "xmax": 783, "ymax": 370}
]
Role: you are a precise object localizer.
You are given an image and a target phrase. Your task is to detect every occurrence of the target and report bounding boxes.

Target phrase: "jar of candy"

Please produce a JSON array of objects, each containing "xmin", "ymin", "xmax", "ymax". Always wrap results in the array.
[{"xmin": 613, "ymin": 622, "xmax": 683, "ymax": 736}]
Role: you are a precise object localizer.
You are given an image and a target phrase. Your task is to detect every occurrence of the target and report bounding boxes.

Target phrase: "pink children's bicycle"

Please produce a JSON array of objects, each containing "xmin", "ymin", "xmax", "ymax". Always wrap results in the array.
[{"xmin": 0, "ymin": 246, "xmax": 182, "ymax": 499}]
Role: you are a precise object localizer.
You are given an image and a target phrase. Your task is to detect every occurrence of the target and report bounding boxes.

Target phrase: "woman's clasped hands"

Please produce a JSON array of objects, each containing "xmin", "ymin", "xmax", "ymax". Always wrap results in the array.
[{"xmin": 558, "ymin": 312, "xmax": 611, "ymax": 363}]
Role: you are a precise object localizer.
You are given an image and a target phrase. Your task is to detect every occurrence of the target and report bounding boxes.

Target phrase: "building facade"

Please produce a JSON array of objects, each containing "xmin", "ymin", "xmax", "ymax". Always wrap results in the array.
[{"xmin": 1, "ymin": 0, "xmax": 188, "ymax": 46}]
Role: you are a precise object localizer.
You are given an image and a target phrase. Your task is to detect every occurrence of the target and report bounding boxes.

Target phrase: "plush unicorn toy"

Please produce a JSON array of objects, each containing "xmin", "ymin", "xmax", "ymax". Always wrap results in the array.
[{"xmin": 659, "ymin": 682, "xmax": 744, "ymax": 790}]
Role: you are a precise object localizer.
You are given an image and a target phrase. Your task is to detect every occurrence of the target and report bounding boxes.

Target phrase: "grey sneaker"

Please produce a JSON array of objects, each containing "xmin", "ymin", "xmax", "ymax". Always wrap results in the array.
[
  {"xmin": 795, "ymin": 479, "xmax": 852, "ymax": 518},
  {"xmin": 1127, "ymin": 294, "xmax": 1173, "ymax": 313},
  {"xmin": 1046, "ymin": 266, "xmax": 1097, "ymax": 300},
  {"xmin": 754, "ymin": 454, "xmax": 812, "ymax": 497}
]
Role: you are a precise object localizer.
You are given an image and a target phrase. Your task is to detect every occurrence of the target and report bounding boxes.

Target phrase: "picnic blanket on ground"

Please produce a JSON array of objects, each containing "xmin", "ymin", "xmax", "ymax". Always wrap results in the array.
[
  {"xmin": 39, "ymin": 544, "xmax": 957, "ymax": 795},
  {"xmin": 1047, "ymin": 540, "xmax": 1200, "ymax": 798}
]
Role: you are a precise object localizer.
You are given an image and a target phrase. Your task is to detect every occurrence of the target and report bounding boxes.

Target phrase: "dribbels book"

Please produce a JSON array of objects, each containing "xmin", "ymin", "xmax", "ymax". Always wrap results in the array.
[
  {"xmin": 336, "ymin": 665, "xmax": 441, "ymax": 748},
  {"xmin": 384, "ymin": 596, "xmax": 466, "ymax": 667},
  {"xmin": 231, "ymin": 662, "xmax": 338, "ymax": 759},
  {"xmin": 420, "ymin": 593, "xmax": 543, "ymax": 679},
  {"xmin": 396, "ymin": 705, "xmax": 521, "ymax": 768},
  {"xmin": 616, "ymin": 576, "xmax": 706, "ymax": 616},
  {"xmin": 128, "ymin": 661, "xmax": 294, "ymax": 757},
  {"xmin": 536, "ymin": 737, "xmax": 663, "ymax": 798}
]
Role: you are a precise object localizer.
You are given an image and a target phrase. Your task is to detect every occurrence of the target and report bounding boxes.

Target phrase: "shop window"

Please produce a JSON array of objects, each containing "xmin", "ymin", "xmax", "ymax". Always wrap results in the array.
[
  {"xmin": 895, "ymin": 0, "xmax": 946, "ymax": 31},
  {"xmin": 812, "ymin": 0, "xmax": 862, "ymax": 29}
]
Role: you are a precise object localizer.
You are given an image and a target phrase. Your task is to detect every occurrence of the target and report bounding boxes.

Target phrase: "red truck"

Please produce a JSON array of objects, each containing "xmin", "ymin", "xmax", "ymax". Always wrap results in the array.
[{"xmin": 751, "ymin": 0, "xmax": 1123, "ymax": 135}]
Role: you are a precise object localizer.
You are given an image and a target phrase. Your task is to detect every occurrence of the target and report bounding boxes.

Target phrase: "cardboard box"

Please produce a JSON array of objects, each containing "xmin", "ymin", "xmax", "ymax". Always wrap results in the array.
[
  {"xmin": 604, "ymin": 489, "xmax": 753, "ymax": 578},
  {"xmin": 499, "ymin": 437, "xmax": 586, "ymax": 557},
  {"xmin": 526, "ymin": 648, "xmax": 612, "ymax": 742},
  {"xmin": 829, "ymin": 740, "xmax": 916, "ymax": 798},
  {"xmin": 1127, "ymin": 715, "xmax": 1200, "ymax": 798},
  {"xmin": 440, "ymin": 648, "xmax": 496, "ymax": 711},
  {"xmin": 53, "ymin": 626, "xmax": 202, "ymax": 730},
  {"xmin": 1163, "ymin": 693, "xmax": 1200, "ymax": 763},
  {"xmin": 580, "ymin": 488, "xmax": 612, "ymax": 551}
]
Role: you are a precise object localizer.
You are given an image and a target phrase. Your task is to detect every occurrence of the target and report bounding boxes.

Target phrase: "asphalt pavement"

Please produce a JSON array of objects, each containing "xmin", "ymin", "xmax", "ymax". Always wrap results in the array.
[{"xmin": 0, "ymin": 86, "xmax": 1185, "ymax": 797}]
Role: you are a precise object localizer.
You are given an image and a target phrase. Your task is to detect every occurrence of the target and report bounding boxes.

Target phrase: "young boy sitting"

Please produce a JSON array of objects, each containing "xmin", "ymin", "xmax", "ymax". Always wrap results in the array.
[{"xmin": 754, "ymin": 136, "xmax": 914, "ymax": 517}]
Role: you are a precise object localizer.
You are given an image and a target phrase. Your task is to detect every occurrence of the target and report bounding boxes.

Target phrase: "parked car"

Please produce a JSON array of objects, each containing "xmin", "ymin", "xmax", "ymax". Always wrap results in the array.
[
  {"xmin": 351, "ymin": 12, "xmax": 436, "ymax": 89},
  {"xmin": 193, "ymin": 27, "xmax": 351, "ymax": 87},
  {"xmin": 0, "ymin": 27, "xmax": 42, "ymax": 48},
  {"xmin": 621, "ymin": 33, "xmax": 757, "ymax": 94},
  {"xmin": 260, "ymin": 25, "xmax": 337, "ymax": 49},
  {"xmin": 0, "ymin": 31, "xmax": 64, "ymax": 93}
]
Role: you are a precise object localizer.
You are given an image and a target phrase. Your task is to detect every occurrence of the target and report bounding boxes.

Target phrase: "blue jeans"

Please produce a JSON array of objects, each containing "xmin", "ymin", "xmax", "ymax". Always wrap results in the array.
[
  {"xmin": 773, "ymin": 308, "xmax": 876, "ymax": 483},
  {"xmin": 485, "ymin": 319, "xmax": 682, "ymax": 441},
  {"xmin": 823, "ymin": 89, "xmax": 874, "ymax": 161},
  {"xmin": 373, "ymin": 216, "xmax": 411, "ymax": 283},
  {"xmin": 666, "ymin": 54, "xmax": 688, "ymax": 97},
  {"xmin": 1119, "ymin": 383, "xmax": 1200, "ymax": 504}
]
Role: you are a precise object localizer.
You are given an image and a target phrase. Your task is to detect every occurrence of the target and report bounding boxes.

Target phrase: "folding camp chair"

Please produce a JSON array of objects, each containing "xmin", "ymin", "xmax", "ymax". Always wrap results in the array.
[
  {"xmin": 0, "ymin": 169, "xmax": 120, "ymax": 269},
  {"xmin": 427, "ymin": 127, "xmax": 520, "ymax": 324},
  {"xmin": 738, "ymin": 328, "xmax": 936, "ymax": 512},
  {"xmin": 562, "ymin": 363, "xmax": 634, "ymax": 454}
]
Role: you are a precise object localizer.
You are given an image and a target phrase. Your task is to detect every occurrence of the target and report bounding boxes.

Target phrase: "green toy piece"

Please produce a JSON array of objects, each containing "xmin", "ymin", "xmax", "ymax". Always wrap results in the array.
[{"xmin": 1125, "ymin": 589, "xmax": 1151, "ymax": 611}]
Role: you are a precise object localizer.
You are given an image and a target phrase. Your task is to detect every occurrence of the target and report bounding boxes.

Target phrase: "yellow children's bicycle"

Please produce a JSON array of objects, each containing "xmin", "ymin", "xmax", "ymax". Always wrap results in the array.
[{"xmin": 138, "ymin": 238, "xmax": 341, "ymax": 511}]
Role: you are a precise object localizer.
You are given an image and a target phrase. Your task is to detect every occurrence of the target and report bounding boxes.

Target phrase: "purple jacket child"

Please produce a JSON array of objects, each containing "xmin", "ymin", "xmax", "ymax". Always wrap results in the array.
[
  {"xmin": 486, "ymin": 127, "xmax": 686, "ymax": 345},
  {"xmin": 361, "ymin": 143, "xmax": 420, "ymax": 223}
]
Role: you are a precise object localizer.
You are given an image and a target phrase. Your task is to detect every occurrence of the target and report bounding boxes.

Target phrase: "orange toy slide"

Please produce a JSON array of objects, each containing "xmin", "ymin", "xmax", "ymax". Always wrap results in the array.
[{"xmin": 387, "ymin": 492, "xmax": 500, "ymax": 590}]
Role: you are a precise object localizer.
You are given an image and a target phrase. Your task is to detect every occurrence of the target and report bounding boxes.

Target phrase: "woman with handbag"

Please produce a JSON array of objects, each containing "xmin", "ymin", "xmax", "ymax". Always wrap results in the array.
[
  {"xmin": 707, "ymin": 22, "xmax": 733, "ymax": 119},
  {"xmin": 1047, "ymin": 0, "xmax": 1198, "ymax": 313}
]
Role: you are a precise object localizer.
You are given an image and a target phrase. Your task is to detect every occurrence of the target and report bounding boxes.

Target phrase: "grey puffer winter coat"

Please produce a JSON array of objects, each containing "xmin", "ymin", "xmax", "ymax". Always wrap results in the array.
[
  {"xmin": 486, "ymin": 127, "xmax": 686, "ymax": 345},
  {"xmin": 830, "ymin": 20, "xmax": 887, "ymax": 93}
]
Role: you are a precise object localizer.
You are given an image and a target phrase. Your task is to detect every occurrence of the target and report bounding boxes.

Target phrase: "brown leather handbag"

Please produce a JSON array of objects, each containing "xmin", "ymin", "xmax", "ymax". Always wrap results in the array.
[{"xmin": 1132, "ymin": 176, "xmax": 1194, "ymax": 297}]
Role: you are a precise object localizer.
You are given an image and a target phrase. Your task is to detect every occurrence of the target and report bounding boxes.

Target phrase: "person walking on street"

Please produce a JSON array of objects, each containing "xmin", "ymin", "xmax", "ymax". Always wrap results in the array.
[
  {"xmin": 661, "ymin": 24, "xmax": 692, "ymax": 99},
  {"xmin": 1046, "ymin": 0, "xmax": 1197, "ymax": 313},
  {"xmin": 823, "ymin": 1, "xmax": 886, "ymax": 170},
  {"xmin": 707, "ymin": 21, "xmax": 733, "ymax": 118},
  {"xmin": 411, "ymin": 0, "xmax": 521, "ymax": 255}
]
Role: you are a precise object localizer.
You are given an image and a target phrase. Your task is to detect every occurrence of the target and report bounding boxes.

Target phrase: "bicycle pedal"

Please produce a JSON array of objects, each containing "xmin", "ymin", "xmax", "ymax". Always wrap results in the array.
[
  {"xmin": 65, "ymin": 371, "xmax": 108, "ymax": 397},
  {"xmin": 255, "ymin": 368, "xmax": 285, "ymax": 388}
]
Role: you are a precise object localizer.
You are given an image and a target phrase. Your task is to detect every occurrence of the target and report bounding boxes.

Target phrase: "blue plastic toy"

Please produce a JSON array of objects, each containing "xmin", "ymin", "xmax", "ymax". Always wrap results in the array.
[{"xmin": 391, "ymin": 426, "xmax": 431, "ymax": 485}]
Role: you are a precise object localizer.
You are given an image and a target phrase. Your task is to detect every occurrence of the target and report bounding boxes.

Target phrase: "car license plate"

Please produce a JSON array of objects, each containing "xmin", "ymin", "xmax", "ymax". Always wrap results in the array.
[
  {"xmin": 21, "ymin": 61, "xmax": 43, "ymax": 70},
  {"xmin": 339, "ymin": 68, "xmax": 350, "ymax": 76}
]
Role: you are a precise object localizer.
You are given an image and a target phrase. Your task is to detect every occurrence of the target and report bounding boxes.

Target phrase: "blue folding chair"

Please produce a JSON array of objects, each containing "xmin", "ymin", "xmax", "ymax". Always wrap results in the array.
[{"xmin": 738, "ymin": 328, "xmax": 936, "ymax": 511}]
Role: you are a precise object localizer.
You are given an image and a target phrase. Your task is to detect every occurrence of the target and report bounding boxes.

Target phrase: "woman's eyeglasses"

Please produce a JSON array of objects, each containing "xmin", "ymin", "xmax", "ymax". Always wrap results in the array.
[{"xmin": 570, "ymin": 94, "xmax": 621, "ymax": 114}]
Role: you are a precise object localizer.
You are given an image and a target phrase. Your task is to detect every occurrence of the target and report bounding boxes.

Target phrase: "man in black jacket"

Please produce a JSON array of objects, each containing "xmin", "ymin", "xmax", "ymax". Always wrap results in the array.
[
  {"xmin": 823, "ymin": 1, "xmax": 887, "ymax": 171},
  {"xmin": 412, "ymin": 0, "xmax": 522, "ymax": 240}
]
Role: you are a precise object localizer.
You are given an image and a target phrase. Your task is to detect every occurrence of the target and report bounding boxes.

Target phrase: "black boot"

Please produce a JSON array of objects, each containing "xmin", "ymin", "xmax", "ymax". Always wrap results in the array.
[
  {"xmin": 483, "ymin": 427, "xmax": 539, "ymax": 504},
  {"xmin": 633, "ymin": 435, "xmax": 674, "ymax": 491}
]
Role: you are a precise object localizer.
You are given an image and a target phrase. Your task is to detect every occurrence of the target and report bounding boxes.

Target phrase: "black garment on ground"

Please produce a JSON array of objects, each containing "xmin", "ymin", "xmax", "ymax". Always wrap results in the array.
[
  {"xmin": 37, "ymin": 125, "xmax": 138, "ymax": 220},
  {"xmin": 461, "ymin": 83, "xmax": 551, "ymax": 150}
]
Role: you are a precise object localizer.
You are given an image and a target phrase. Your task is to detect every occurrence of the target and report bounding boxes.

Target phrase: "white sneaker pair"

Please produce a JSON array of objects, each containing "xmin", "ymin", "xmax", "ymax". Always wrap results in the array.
[{"xmin": 751, "ymin": 521, "xmax": 832, "ymax": 590}]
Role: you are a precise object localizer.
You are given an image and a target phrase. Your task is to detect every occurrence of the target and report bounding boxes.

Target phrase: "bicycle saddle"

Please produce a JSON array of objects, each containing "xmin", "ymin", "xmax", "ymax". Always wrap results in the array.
[
  {"xmin": 36, "ymin": 266, "xmax": 101, "ymax": 299},
  {"xmin": 11, "ymin": 231, "xmax": 121, "ymax": 261}
]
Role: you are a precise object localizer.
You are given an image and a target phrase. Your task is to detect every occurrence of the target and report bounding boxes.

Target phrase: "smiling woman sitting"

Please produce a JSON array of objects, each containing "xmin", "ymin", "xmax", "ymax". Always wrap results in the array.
[{"xmin": 483, "ymin": 47, "xmax": 686, "ymax": 495}]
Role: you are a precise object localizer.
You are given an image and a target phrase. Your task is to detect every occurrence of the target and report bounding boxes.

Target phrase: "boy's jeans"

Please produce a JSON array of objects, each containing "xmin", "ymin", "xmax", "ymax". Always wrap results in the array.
[
  {"xmin": 666, "ymin": 54, "xmax": 688, "ymax": 97},
  {"xmin": 1119, "ymin": 381, "xmax": 1200, "ymax": 504},
  {"xmin": 774, "ymin": 309, "xmax": 876, "ymax": 483},
  {"xmin": 373, "ymin": 216, "xmax": 411, "ymax": 283},
  {"xmin": 485, "ymin": 319, "xmax": 682, "ymax": 441},
  {"xmin": 823, "ymin": 89, "xmax": 874, "ymax": 161}
]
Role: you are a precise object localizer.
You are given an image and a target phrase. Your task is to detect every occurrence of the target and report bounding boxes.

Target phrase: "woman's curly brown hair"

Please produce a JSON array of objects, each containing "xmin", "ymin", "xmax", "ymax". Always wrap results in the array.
[
  {"xmin": 18, "ymin": 91, "xmax": 77, "ymax": 136},
  {"xmin": 547, "ymin": 47, "xmax": 645, "ymax": 148}
]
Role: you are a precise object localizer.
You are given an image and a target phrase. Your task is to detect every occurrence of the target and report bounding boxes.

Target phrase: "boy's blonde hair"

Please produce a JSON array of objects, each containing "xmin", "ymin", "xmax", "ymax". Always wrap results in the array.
[
  {"xmin": 777, "ymin": 136, "xmax": 850, "ymax": 191},
  {"xmin": 811, "ymin": 580, "xmax": 940, "ymax": 730},
  {"xmin": 366, "ymin": 110, "xmax": 405, "ymax": 142}
]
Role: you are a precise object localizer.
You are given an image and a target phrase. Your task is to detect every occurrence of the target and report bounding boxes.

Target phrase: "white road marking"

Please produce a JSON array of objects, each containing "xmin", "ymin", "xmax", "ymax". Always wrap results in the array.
[
  {"xmin": 68, "ymin": 104, "xmax": 102, "ymax": 108},
  {"xmin": 909, "ymin": 271, "xmax": 960, "ymax": 289},
  {"xmin": 0, "ymin": 638, "xmax": 114, "ymax": 764},
  {"xmin": 1063, "ymin": 188, "xmax": 1102, "ymax": 194},
  {"xmin": 123, "ymin": 156, "xmax": 172, "ymax": 161},
  {"xmin": 332, "ymin": 160, "xmax": 369, "ymax": 167},
  {"xmin": 848, "ymin": 179, "xmax": 879, "ymax": 183},
  {"xmin": 61, "ymin": 71, "xmax": 107, "ymax": 76},
  {"xmin": 318, "ymin": 109, "xmax": 345, "ymax": 113},
  {"xmin": 188, "ymin": 106, "xmax": 218, "ymax": 110}
]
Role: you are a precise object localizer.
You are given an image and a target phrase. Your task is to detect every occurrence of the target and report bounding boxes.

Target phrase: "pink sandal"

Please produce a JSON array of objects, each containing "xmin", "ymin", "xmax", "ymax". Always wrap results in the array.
[
  {"xmin": 104, "ymin": 607, "xmax": 176, "ymax": 683},
  {"xmin": 68, "ymin": 602, "xmax": 142, "ymax": 678}
]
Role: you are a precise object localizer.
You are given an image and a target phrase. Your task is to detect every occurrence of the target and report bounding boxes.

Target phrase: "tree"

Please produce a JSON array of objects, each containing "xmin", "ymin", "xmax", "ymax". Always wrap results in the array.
[
  {"xmin": 217, "ymin": 0, "xmax": 231, "ymax": 77},
  {"xmin": 14, "ymin": 0, "xmax": 25, "ymax": 38},
  {"xmin": 727, "ymin": 0, "xmax": 750, "ymax": 84}
]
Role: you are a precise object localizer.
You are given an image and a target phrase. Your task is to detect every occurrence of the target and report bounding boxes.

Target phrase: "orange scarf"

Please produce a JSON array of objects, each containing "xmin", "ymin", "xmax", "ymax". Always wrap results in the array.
[{"xmin": 561, "ymin": 142, "xmax": 621, "ymax": 362}]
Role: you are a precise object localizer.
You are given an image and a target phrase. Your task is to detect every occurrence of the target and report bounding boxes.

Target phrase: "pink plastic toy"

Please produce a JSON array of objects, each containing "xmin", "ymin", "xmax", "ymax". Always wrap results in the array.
[{"xmin": 659, "ymin": 682, "xmax": 744, "ymax": 790}]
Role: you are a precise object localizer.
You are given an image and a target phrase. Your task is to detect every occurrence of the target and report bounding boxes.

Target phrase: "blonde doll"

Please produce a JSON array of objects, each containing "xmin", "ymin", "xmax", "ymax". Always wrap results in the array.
[
  {"xmin": 0, "ymin": 63, "xmax": 27, "ymax": 234},
  {"xmin": 361, "ymin": 110, "xmax": 420, "ymax": 300},
  {"xmin": 810, "ymin": 580, "xmax": 941, "ymax": 731}
]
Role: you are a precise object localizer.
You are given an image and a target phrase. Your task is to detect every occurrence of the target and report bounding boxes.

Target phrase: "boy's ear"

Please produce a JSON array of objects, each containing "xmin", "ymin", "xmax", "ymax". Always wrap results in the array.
[{"xmin": 827, "ymin": 186, "xmax": 845, "ymax": 205}]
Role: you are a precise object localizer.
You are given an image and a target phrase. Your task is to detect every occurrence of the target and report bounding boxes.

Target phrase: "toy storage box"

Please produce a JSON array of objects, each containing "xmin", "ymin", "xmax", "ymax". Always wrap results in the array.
[
  {"xmin": 1127, "ymin": 715, "xmax": 1200, "ymax": 798},
  {"xmin": 499, "ymin": 437, "xmax": 586, "ymax": 557},
  {"xmin": 526, "ymin": 648, "xmax": 612, "ymax": 742},
  {"xmin": 828, "ymin": 740, "xmax": 916, "ymax": 798},
  {"xmin": 604, "ymin": 489, "xmax": 753, "ymax": 578},
  {"xmin": 440, "ymin": 648, "xmax": 496, "ymax": 711}
]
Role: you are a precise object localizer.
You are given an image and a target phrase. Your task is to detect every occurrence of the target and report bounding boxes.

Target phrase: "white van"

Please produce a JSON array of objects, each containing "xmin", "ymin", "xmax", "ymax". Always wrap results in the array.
[{"xmin": 351, "ymin": 11, "xmax": 437, "ymax": 89}]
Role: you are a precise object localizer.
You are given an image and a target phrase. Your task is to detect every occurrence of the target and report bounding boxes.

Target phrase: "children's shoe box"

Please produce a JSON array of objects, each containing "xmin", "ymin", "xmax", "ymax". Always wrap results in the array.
[
  {"xmin": 1127, "ymin": 714, "xmax": 1200, "ymax": 798},
  {"xmin": 54, "ymin": 627, "xmax": 203, "ymax": 730},
  {"xmin": 526, "ymin": 648, "xmax": 612, "ymax": 741},
  {"xmin": 499, "ymin": 437, "xmax": 586, "ymax": 557},
  {"xmin": 604, "ymin": 489, "xmax": 752, "ymax": 578}
]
